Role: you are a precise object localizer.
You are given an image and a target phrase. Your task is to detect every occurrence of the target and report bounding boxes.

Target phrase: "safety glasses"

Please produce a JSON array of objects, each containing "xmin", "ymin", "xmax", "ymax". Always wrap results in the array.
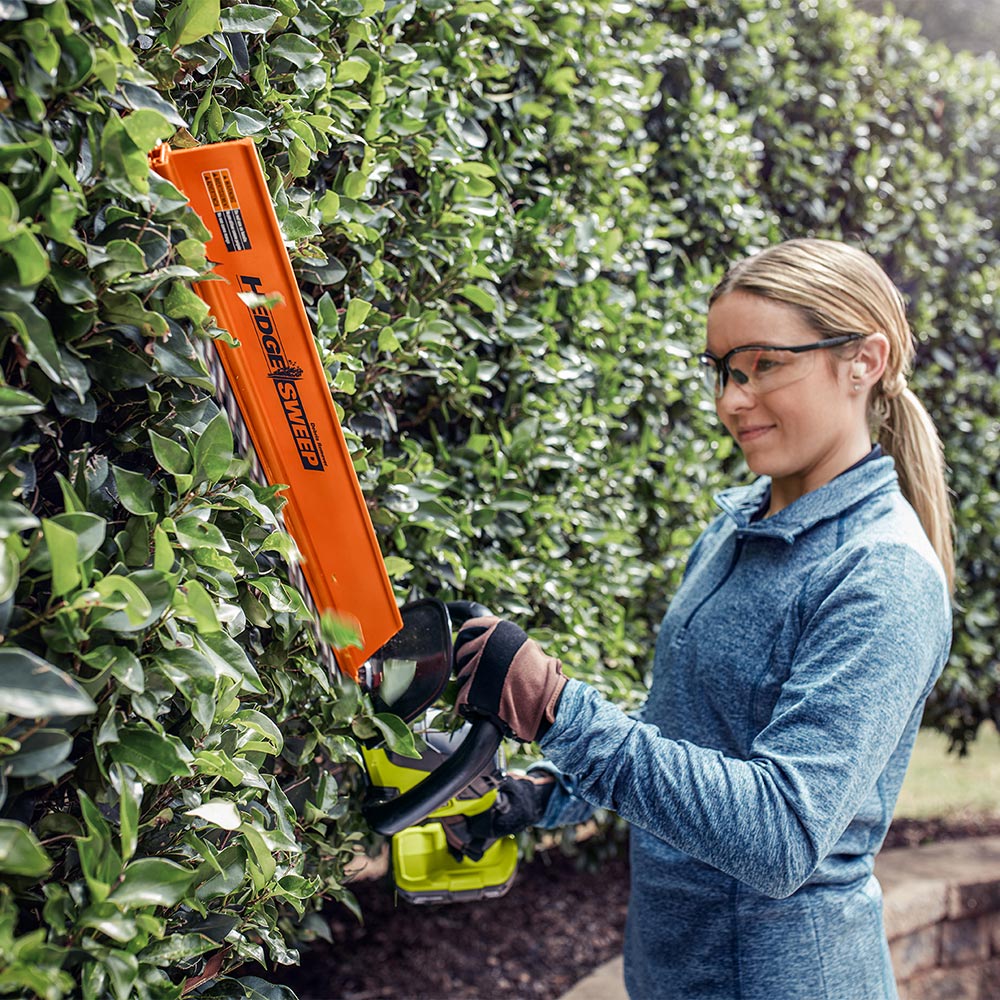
[{"xmin": 698, "ymin": 334, "xmax": 865, "ymax": 399}]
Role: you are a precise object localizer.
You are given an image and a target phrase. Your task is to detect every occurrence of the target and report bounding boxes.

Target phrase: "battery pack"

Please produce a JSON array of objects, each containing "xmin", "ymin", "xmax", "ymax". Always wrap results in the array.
[{"xmin": 391, "ymin": 824, "xmax": 518, "ymax": 905}]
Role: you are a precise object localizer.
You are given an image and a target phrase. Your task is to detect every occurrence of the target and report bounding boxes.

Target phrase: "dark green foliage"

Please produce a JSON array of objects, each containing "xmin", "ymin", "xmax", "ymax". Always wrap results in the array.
[{"xmin": 0, "ymin": 0, "xmax": 997, "ymax": 996}]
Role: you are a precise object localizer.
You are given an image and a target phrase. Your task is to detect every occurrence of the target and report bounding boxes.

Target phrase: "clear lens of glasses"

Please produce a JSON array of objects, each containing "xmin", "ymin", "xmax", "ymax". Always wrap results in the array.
[{"xmin": 701, "ymin": 347, "xmax": 819, "ymax": 398}]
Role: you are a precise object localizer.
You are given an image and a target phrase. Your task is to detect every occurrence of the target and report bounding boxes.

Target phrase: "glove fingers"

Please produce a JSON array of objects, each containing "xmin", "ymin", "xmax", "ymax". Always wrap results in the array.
[{"xmin": 491, "ymin": 774, "xmax": 557, "ymax": 836}]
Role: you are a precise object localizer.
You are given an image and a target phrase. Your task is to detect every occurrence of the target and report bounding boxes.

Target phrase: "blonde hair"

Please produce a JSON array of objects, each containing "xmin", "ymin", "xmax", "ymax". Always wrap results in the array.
[{"xmin": 710, "ymin": 238, "xmax": 954, "ymax": 592}]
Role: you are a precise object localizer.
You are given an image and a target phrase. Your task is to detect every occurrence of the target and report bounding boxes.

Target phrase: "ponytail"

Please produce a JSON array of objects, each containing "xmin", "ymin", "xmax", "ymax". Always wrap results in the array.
[{"xmin": 875, "ymin": 386, "xmax": 955, "ymax": 594}]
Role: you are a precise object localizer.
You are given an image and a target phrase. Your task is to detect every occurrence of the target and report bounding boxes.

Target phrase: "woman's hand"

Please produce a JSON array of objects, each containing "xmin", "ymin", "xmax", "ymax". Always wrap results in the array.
[{"xmin": 453, "ymin": 616, "xmax": 567, "ymax": 742}]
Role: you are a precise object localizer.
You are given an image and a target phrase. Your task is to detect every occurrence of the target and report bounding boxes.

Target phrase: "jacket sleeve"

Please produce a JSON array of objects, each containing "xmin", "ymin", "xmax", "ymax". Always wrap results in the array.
[
  {"xmin": 527, "ymin": 705, "xmax": 647, "ymax": 829},
  {"xmin": 539, "ymin": 542, "xmax": 951, "ymax": 898}
]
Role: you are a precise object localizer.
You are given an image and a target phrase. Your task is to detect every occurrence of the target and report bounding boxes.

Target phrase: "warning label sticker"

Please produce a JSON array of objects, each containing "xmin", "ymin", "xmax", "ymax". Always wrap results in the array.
[{"xmin": 202, "ymin": 169, "xmax": 252, "ymax": 252}]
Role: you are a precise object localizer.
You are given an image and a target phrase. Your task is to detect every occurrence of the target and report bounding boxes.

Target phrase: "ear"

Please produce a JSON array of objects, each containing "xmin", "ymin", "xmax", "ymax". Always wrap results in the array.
[{"xmin": 847, "ymin": 332, "xmax": 890, "ymax": 390}]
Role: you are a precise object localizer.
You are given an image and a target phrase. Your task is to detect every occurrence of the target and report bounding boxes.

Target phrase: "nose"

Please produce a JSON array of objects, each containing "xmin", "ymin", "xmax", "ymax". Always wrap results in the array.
[{"xmin": 716, "ymin": 375, "xmax": 755, "ymax": 414}]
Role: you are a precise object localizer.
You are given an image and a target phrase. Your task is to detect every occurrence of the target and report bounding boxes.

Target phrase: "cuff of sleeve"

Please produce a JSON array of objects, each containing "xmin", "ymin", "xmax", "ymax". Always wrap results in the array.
[
  {"xmin": 538, "ymin": 678, "xmax": 587, "ymax": 749},
  {"xmin": 525, "ymin": 760, "xmax": 595, "ymax": 829}
]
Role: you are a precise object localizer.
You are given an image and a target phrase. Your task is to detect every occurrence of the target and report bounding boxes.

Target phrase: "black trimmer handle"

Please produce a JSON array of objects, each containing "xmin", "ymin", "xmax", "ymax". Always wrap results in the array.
[
  {"xmin": 446, "ymin": 600, "xmax": 493, "ymax": 625},
  {"xmin": 362, "ymin": 716, "xmax": 504, "ymax": 835},
  {"xmin": 362, "ymin": 599, "xmax": 503, "ymax": 836}
]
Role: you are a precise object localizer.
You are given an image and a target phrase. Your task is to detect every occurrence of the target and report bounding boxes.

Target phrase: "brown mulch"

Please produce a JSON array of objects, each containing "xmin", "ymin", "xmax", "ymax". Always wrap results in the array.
[{"xmin": 271, "ymin": 815, "xmax": 1000, "ymax": 1000}]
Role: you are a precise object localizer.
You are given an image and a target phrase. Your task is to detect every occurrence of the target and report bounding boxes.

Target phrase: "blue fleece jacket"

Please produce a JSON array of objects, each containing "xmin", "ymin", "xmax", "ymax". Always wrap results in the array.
[{"xmin": 537, "ymin": 455, "xmax": 951, "ymax": 999}]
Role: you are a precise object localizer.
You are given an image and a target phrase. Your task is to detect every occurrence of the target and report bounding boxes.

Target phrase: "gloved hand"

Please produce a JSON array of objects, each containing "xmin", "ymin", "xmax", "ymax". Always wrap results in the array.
[
  {"xmin": 440, "ymin": 771, "xmax": 556, "ymax": 861},
  {"xmin": 453, "ymin": 616, "xmax": 568, "ymax": 743}
]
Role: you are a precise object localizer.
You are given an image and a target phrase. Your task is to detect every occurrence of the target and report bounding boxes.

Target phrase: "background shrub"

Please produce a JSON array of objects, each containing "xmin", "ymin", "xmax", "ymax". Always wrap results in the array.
[{"xmin": 0, "ymin": 0, "xmax": 996, "ymax": 996}]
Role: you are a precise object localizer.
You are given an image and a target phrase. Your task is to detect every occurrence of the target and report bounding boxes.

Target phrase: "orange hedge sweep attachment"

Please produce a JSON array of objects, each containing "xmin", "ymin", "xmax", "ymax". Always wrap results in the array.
[{"xmin": 150, "ymin": 138, "xmax": 401, "ymax": 678}]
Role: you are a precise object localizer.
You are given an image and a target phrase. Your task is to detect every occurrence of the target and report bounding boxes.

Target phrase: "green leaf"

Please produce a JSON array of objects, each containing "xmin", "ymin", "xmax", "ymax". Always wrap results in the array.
[
  {"xmin": 149, "ymin": 430, "xmax": 192, "ymax": 475},
  {"xmin": 164, "ymin": 0, "xmax": 221, "ymax": 47},
  {"xmin": 92, "ymin": 574, "xmax": 154, "ymax": 627},
  {"xmin": 79, "ymin": 907, "xmax": 139, "ymax": 944},
  {"xmin": 270, "ymin": 33, "xmax": 322, "ymax": 69},
  {"xmin": 121, "ymin": 109, "xmax": 175, "ymax": 152},
  {"xmin": 344, "ymin": 298, "xmax": 372, "ymax": 333},
  {"xmin": 318, "ymin": 610, "xmax": 363, "ymax": 652},
  {"xmin": 342, "ymin": 170, "xmax": 368, "ymax": 200},
  {"xmin": 0, "ymin": 648, "xmax": 97, "ymax": 718},
  {"xmin": 164, "ymin": 280, "xmax": 210, "ymax": 325},
  {"xmin": 0, "ymin": 543, "xmax": 18, "ymax": 604},
  {"xmin": 77, "ymin": 790, "xmax": 120, "ymax": 901},
  {"xmin": 317, "ymin": 189, "xmax": 341, "ymax": 223},
  {"xmin": 22, "ymin": 18, "xmax": 60, "ymax": 72},
  {"xmin": 381, "ymin": 555, "xmax": 413, "ymax": 578},
  {"xmin": 0, "ymin": 501, "xmax": 39, "ymax": 537},
  {"xmin": 173, "ymin": 514, "xmax": 230, "ymax": 552},
  {"xmin": 458, "ymin": 283, "xmax": 497, "ymax": 312},
  {"xmin": 139, "ymin": 932, "xmax": 217, "ymax": 965},
  {"xmin": 196, "ymin": 631, "xmax": 265, "ymax": 694},
  {"xmin": 173, "ymin": 578, "xmax": 221, "ymax": 633},
  {"xmin": 1, "ymin": 299, "xmax": 66, "ymax": 386},
  {"xmin": 193, "ymin": 750, "xmax": 243, "ymax": 786},
  {"xmin": 109, "ymin": 727, "xmax": 193, "ymax": 785},
  {"xmin": 96, "ymin": 569, "xmax": 172, "ymax": 633},
  {"xmin": 0, "ymin": 819, "xmax": 52, "ymax": 877},
  {"xmin": 112, "ymin": 465, "xmax": 157, "ymax": 515},
  {"xmin": 372, "ymin": 713, "xmax": 421, "ymax": 759},
  {"xmin": 233, "ymin": 709, "xmax": 283, "ymax": 755},
  {"xmin": 115, "ymin": 764, "xmax": 142, "ymax": 862},
  {"xmin": 193, "ymin": 410, "xmax": 234, "ymax": 484},
  {"xmin": 4, "ymin": 729, "xmax": 73, "ymax": 778},
  {"xmin": 240, "ymin": 824, "xmax": 276, "ymax": 888},
  {"xmin": 99, "ymin": 112, "xmax": 151, "ymax": 193},
  {"xmin": 5, "ymin": 229, "xmax": 50, "ymax": 286},
  {"xmin": 108, "ymin": 857, "xmax": 195, "ymax": 907},
  {"xmin": 42, "ymin": 518, "xmax": 81, "ymax": 597},
  {"xmin": 0, "ymin": 385, "xmax": 43, "ymax": 417},
  {"xmin": 220, "ymin": 5, "xmax": 281, "ymax": 33},
  {"xmin": 237, "ymin": 978, "xmax": 298, "ymax": 1000},
  {"xmin": 46, "ymin": 512, "xmax": 106, "ymax": 564},
  {"xmin": 153, "ymin": 524, "xmax": 174, "ymax": 573},
  {"xmin": 185, "ymin": 800, "xmax": 242, "ymax": 830},
  {"xmin": 334, "ymin": 56, "xmax": 371, "ymax": 83}
]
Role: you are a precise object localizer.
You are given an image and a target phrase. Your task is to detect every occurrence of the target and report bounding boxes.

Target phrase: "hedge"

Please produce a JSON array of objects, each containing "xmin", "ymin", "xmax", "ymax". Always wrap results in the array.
[{"xmin": 0, "ymin": 1, "xmax": 997, "ymax": 997}]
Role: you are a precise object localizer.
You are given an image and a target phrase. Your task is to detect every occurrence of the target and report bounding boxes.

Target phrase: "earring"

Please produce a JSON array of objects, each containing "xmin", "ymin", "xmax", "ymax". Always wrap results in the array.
[{"xmin": 852, "ymin": 382, "xmax": 864, "ymax": 392}]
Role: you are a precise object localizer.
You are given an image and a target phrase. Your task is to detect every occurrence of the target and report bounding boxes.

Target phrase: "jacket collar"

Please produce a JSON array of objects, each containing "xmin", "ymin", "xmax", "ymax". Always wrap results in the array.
[{"xmin": 714, "ymin": 455, "xmax": 899, "ymax": 543}]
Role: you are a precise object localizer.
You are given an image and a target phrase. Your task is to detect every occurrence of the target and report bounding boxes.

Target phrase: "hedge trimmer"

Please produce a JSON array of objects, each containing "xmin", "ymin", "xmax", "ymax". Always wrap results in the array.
[{"xmin": 151, "ymin": 139, "xmax": 514, "ymax": 902}]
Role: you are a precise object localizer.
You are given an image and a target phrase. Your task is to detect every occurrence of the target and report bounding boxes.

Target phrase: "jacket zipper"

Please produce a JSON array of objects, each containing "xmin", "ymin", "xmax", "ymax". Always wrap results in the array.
[{"xmin": 672, "ymin": 536, "xmax": 745, "ymax": 647}]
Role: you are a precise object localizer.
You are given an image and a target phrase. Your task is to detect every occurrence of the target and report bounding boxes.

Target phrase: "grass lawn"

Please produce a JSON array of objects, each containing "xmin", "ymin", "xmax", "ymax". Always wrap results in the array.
[{"xmin": 894, "ymin": 724, "xmax": 1000, "ymax": 820}]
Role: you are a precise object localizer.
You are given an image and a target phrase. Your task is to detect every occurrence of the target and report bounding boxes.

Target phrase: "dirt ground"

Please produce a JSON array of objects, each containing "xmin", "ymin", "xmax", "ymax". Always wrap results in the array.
[{"xmin": 270, "ymin": 815, "xmax": 1000, "ymax": 1000}]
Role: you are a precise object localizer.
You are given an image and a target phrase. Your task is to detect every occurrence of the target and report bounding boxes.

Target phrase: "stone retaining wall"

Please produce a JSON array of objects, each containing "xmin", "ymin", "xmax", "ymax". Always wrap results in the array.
[{"xmin": 877, "ymin": 835, "xmax": 1000, "ymax": 999}]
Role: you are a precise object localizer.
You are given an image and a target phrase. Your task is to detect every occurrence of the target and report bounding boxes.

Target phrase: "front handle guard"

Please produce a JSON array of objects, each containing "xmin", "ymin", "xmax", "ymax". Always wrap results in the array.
[
  {"xmin": 362, "ymin": 599, "xmax": 502, "ymax": 836},
  {"xmin": 362, "ymin": 716, "xmax": 504, "ymax": 835}
]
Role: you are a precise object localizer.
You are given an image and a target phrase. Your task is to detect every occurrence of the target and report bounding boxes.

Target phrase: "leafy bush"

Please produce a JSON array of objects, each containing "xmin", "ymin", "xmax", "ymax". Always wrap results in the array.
[{"xmin": 0, "ymin": 0, "xmax": 997, "ymax": 997}]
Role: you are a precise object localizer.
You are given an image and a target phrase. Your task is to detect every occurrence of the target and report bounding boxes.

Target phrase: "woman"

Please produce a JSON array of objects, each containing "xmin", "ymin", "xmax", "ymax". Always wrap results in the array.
[{"xmin": 456, "ymin": 239, "xmax": 954, "ymax": 999}]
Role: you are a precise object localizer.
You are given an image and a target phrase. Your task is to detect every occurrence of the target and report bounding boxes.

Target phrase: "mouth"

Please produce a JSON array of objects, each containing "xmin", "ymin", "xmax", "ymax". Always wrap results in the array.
[{"xmin": 736, "ymin": 424, "xmax": 775, "ymax": 444}]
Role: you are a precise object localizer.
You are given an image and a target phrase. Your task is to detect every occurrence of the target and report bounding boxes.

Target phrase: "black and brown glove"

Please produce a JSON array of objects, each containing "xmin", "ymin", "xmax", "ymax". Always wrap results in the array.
[
  {"xmin": 440, "ymin": 771, "xmax": 556, "ymax": 861},
  {"xmin": 453, "ymin": 616, "xmax": 568, "ymax": 743}
]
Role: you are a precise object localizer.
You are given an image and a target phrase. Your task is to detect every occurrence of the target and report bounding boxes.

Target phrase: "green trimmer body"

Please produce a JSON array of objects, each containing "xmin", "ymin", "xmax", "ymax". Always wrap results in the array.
[
  {"xmin": 361, "ymin": 723, "xmax": 518, "ymax": 904},
  {"xmin": 359, "ymin": 599, "xmax": 518, "ymax": 904}
]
